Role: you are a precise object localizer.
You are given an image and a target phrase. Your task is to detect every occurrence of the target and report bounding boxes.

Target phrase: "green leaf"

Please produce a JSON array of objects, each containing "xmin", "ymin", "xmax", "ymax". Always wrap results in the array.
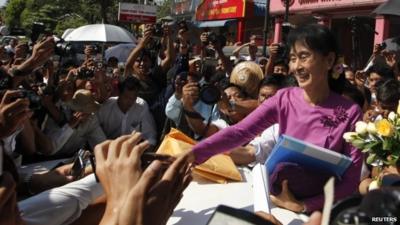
[{"xmin": 367, "ymin": 154, "xmax": 377, "ymax": 165}]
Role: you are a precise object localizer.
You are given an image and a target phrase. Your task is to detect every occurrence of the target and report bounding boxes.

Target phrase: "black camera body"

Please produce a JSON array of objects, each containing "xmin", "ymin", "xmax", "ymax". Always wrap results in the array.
[
  {"xmin": 199, "ymin": 83, "xmax": 221, "ymax": 105},
  {"xmin": 178, "ymin": 20, "xmax": 188, "ymax": 32},
  {"xmin": 153, "ymin": 23, "xmax": 164, "ymax": 38},
  {"xmin": 15, "ymin": 89, "xmax": 42, "ymax": 110},
  {"xmin": 377, "ymin": 42, "xmax": 387, "ymax": 52},
  {"xmin": 55, "ymin": 39, "xmax": 73, "ymax": 57},
  {"xmin": 77, "ymin": 67, "xmax": 95, "ymax": 80},
  {"xmin": 207, "ymin": 32, "xmax": 227, "ymax": 47}
]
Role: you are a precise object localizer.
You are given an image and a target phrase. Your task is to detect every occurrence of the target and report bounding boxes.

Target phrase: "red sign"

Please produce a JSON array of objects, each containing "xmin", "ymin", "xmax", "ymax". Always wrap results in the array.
[
  {"xmin": 195, "ymin": 0, "xmax": 246, "ymax": 21},
  {"xmin": 118, "ymin": 3, "xmax": 157, "ymax": 23}
]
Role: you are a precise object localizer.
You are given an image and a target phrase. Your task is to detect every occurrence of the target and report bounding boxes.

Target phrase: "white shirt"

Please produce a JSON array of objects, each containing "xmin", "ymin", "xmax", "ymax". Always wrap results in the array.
[
  {"xmin": 19, "ymin": 174, "xmax": 103, "ymax": 225},
  {"xmin": 97, "ymin": 97, "xmax": 157, "ymax": 145},
  {"xmin": 44, "ymin": 114, "xmax": 106, "ymax": 156},
  {"xmin": 249, "ymin": 124, "xmax": 280, "ymax": 164}
]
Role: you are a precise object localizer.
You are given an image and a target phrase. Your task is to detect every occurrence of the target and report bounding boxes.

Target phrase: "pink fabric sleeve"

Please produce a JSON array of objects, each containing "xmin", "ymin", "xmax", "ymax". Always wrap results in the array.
[
  {"xmin": 192, "ymin": 95, "xmax": 279, "ymax": 164},
  {"xmin": 304, "ymin": 110, "xmax": 363, "ymax": 212}
]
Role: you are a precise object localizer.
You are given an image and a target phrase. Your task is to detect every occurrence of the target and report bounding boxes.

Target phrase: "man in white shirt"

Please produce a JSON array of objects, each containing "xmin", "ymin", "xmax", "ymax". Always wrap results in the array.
[
  {"xmin": 97, "ymin": 76, "xmax": 157, "ymax": 147},
  {"xmin": 45, "ymin": 89, "xmax": 107, "ymax": 157}
]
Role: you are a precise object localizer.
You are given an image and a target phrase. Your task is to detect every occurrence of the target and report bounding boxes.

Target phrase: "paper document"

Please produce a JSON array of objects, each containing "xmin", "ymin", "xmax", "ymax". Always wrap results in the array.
[
  {"xmin": 321, "ymin": 177, "xmax": 335, "ymax": 225},
  {"xmin": 252, "ymin": 163, "xmax": 271, "ymax": 213}
]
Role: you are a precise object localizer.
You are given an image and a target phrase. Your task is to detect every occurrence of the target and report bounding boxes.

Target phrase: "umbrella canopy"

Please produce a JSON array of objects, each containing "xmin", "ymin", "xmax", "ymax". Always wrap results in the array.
[
  {"xmin": 383, "ymin": 36, "xmax": 400, "ymax": 52},
  {"xmin": 64, "ymin": 24, "xmax": 136, "ymax": 43},
  {"xmin": 104, "ymin": 43, "xmax": 136, "ymax": 62},
  {"xmin": 373, "ymin": 0, "xmax": 400, "ymax": 17}
]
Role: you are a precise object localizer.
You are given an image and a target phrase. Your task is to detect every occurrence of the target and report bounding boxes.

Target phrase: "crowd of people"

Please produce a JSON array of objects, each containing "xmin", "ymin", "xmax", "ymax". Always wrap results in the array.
[{"xmin": 0, "ymin": 20, "xmax": 399, "ymax": 225}]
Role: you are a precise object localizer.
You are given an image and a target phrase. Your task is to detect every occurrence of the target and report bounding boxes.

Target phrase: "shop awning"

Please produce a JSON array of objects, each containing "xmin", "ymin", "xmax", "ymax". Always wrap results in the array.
[{"xmin": 196, "ymin": 19, "xmax": 236, "ymax": 28}]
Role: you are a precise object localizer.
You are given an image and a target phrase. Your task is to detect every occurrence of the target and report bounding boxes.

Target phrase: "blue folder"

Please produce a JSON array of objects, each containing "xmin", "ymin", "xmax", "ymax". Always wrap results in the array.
[{"xmin": 265, "ymin": 135, "xmax": 352, "ymax": 178}]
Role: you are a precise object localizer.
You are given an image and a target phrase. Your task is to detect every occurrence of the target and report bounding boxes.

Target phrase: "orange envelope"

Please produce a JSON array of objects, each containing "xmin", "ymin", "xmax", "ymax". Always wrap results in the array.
[{"xmin": 156, "ymin": 128, "xmax": 242, "ymax": 183}]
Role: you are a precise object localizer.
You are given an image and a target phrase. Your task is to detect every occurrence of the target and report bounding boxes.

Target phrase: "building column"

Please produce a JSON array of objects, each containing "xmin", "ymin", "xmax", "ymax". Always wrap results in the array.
[
  {"xmin": 374, "ymin": 15, "xmax": 389, "ymax": 45},
  {"xmin": 237, "ymin": 19, "xmax": 245, "ymax": 43},
  {"xmin": 273, "ymin": 16, "xmax": 283, "ymax": 43}
]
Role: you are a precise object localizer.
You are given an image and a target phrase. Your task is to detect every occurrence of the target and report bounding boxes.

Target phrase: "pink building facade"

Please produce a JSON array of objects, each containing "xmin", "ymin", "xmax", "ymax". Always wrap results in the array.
[{"xmin": 269, "ymin": 0, "xmax": 396, "ymax": 68}]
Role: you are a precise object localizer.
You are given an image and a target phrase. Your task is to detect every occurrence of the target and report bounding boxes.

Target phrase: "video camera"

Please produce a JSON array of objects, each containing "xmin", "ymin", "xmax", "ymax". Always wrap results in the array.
[
  {"xmin": 30, "ymin": 22, "xmax": 73, "ymax": 57},
  {"xmin": 11, "ymin": 89, "xmax": 42, "ymax": 110},
  {"xmin": 203, "ymin": 32, "xmax": 227, "ymax": 48},
  {"xmin": 76, "ymin": 67, "xmax": 95, "ymax": 80}
]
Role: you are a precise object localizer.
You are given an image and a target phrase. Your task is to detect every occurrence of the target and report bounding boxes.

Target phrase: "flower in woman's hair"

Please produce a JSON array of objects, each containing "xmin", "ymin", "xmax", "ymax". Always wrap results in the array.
[
  {"xmin": 366, "ymin": 122, "xmax": 377, "ymax": 134},
  {"xmin": 355, "ymin": 121, "xmax": 368, "ymax": 135},
  {"xmin": 343, "ymin": 132, "xmax": 358, "ymax": 142},
  {"xmin": 388, "ymin": 111, "xmax": 397, "ymax": 121},
  {"xmin": 375, "ymin": 119, "xmax": 395, "ymax": 137}
]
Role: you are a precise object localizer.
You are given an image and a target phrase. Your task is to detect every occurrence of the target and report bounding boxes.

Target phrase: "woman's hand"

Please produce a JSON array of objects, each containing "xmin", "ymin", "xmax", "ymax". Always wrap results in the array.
[{"xmin": 270, "ymin": 180, "xmax": 305, "ymax": 213}]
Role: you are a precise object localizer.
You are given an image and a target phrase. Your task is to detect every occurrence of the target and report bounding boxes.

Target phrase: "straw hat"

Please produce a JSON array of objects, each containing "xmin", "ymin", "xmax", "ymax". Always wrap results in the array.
[
  {"xmin": 69, "ymin": 89, "xmax": 100, "ymax": 113},
  {"xmin": 230, "ymin": 61, "xmax": 264, "ymax": 98}
]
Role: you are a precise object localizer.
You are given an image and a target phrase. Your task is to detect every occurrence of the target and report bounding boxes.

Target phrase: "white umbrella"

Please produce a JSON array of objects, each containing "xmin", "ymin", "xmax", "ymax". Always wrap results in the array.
[
  {"xmin": 105, "ymin": 43, "xmax": 136, "ymax": 62},
  {"xmin": 64, "ymin": 24, "xmax": 136, "ymax": 43}
]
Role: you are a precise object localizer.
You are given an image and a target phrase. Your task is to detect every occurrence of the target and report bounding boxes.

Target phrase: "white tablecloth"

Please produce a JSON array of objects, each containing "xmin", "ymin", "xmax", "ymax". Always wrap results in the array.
[{"xmin": 167, "ymin": 168, "xmax": 309, "ymax": 225}]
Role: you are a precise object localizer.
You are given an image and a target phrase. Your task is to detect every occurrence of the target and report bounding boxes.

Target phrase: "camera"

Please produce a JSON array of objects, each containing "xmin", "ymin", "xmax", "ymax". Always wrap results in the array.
[
  {"xmin": 13, "ymin": 89, "xmax": 42, "ymax": 110},
  {"xmin": 55, "ymin": 39, "xmax": 73, "ymax": 57},
  {"xmin": 178, "ymin": 20, "xmax": 188, "ymax": 32},
  {"xmin": 199, "ymin": 83, "xmax": 221, "ymax": 105},
  {"xmin": 76, "ymin": 67, "xmax": 95, "ymax": 80},
  {"xmin": 377, "ymin": 42, "xmax": 387, "ymax": 52},
  {"xmin": 207, "ymin": 32, "xmax": 227, "ymax": 47},
  {"xmin": 153, "ymin": 23, "xmax": 164, "ymax": 38},
  {"xmin": 175, "ymin": 54, "xmax": 189, "ymax": 77},
  {"xmin": 30, "ymin": 22, "xmax": 46, "ymax": 43}
]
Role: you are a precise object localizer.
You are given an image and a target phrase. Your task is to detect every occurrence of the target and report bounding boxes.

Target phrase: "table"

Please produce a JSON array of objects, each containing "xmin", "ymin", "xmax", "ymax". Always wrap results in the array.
[{"xmin": 167, "ymin": 168, "xmax": 309, "ymax": 225}]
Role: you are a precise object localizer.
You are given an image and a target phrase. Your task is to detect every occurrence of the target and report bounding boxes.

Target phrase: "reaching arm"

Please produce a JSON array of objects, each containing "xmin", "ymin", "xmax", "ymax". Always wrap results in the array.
[
  {"xmin": 159, "ymin": 26, "xmax": 174, "ymax": 73},
  {"xmin": 232, "ymin": 43, "xmax": 250, "ymax": 59},
  {"xmin": 124, "ymin": 28, "xmax": 152, "ymax": 77}
]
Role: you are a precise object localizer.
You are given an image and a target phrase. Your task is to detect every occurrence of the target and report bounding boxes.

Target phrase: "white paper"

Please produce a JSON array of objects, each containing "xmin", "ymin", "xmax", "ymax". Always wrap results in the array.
[
  {"xmin": 252, "ymin": 163, "xmax": 271, "ymax": 213},
  {"xmin": 321, "ymin": 177, "xmax": 335, "ymax": 225}
]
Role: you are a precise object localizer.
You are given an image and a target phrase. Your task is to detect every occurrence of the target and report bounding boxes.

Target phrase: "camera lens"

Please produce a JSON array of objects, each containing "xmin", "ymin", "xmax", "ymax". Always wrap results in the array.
[{"xmin": 200, "ymin": 84, "xmax": 221, "ymax": 105}]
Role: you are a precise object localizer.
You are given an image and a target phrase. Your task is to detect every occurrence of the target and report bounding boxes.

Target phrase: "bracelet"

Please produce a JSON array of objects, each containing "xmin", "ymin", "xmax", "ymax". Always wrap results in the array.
[{"xmin": 182, "ymin": 109, "xmax": 204, "ymax": 120}]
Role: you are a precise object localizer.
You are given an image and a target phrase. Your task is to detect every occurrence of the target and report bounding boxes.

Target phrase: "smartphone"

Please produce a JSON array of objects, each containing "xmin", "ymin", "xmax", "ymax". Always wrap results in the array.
[
  {"xmin": 140, "ymin": 152, "xmax": 173, "ymax": 170},
  {"xmin": 206, "ymin": 205, "xmax": 275, "ymax": 225},
  {"xmin": 70, "ymin": 149, "xmax": 89, "ymax": 179}
]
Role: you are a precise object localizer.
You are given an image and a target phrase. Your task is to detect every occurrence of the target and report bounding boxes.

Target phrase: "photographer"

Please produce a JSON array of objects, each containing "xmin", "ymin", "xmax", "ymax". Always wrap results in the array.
[
  {"xmin": 200, "ymin": 31, "xmax": 232, "ymax": 75},
  {"xmin": 232, "ymin": 35, "xmax": 259, "ymax": 62},
  {"xmin": 265, "ymin": 43, "xmax": 287, "ymax": 76},
  {"xmin": 44, "ymin": 89, "xmax": 106, "ymax": 157}
]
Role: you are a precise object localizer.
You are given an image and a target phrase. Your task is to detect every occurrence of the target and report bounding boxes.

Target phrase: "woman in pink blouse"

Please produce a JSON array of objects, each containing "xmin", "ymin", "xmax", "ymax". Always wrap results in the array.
[{"xmin": 189, "ymin": 24, "xmax": 363, "ymax": 213}]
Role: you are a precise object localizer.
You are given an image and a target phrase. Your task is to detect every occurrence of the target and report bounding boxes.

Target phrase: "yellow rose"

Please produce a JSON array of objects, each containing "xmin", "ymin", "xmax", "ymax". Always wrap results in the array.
[{"xmin": 375, "ymin": 119, "xmax": 394, "ymax": 137}]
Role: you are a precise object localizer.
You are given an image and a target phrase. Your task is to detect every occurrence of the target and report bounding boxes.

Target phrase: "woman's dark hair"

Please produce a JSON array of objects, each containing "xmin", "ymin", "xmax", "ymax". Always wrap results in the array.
[
  {"xmin": 288, "ymin": 24, "xmax": 346, "ymax": 94},
  {"xmin": 118, "ymin": 76, "xmax": 141, "ymax": 94},
  {"xmin": 376, "ymin": 79, "xmax": 400, "ymax": 111}
]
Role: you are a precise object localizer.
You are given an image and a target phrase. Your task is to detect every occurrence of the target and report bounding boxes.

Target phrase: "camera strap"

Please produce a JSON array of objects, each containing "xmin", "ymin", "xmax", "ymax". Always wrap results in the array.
[{"xmin": 199, "ymin": 104, "xmax": 215, "ymax": 139}]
